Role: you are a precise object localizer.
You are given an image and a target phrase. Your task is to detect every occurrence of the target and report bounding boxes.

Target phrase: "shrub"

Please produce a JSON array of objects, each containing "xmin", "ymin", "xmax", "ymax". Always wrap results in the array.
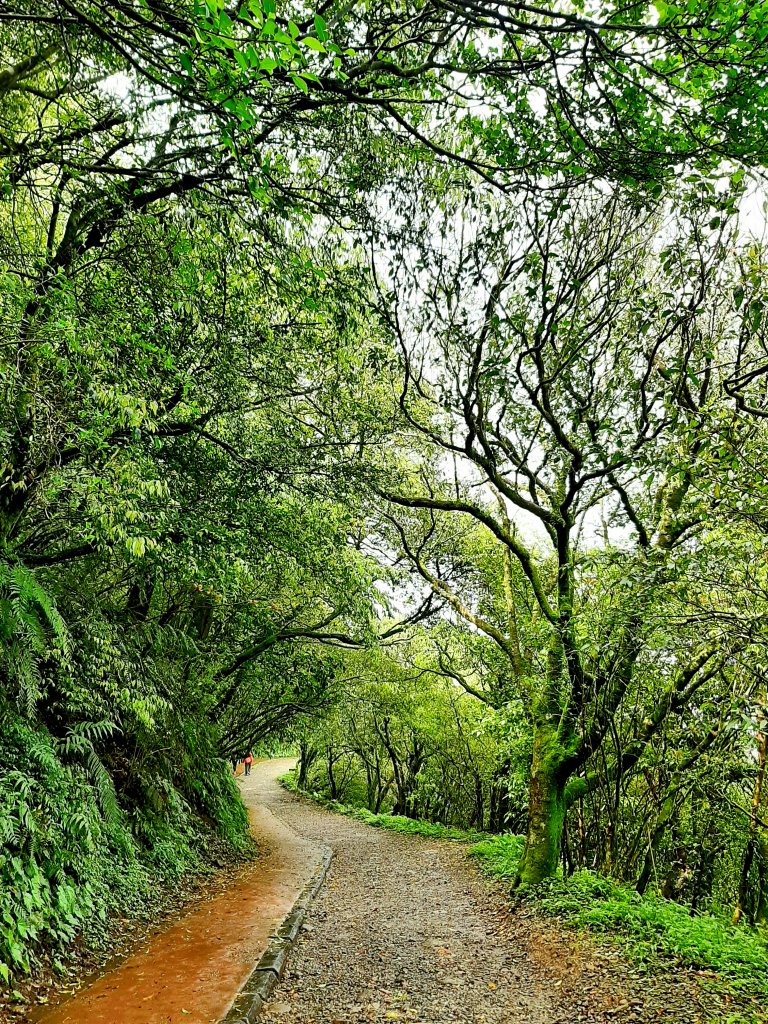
[{"xmin": 0, "ymin": 704, "xmax": 250, "ymax": 984}]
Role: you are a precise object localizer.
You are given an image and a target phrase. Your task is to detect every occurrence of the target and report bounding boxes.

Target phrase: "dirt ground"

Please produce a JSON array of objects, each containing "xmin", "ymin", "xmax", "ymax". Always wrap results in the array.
[
  {"xmin": 5, "ymin": 760, "xmax": 763, "ymax": 1024},
  {"xmin": 6, "ymin": 759, "xmax": 324, "ymax": 1024},
  {"xmin": 259, "ymin": 776, "xmax": 763, "ymax": 1024}
]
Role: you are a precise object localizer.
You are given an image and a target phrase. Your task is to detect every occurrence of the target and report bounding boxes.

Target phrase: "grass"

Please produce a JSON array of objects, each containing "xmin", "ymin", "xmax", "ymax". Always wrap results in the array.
[
  {"xmin": 279, "ymin": 771, "xmax": 488, "ymax": 843},
  {"xmin": 469, "ymin": 833, "xmax": 525, "ymax": 875},
  {"xmin": 470, "ymin": 834, "xmax": 768, "ymax": 1005}
]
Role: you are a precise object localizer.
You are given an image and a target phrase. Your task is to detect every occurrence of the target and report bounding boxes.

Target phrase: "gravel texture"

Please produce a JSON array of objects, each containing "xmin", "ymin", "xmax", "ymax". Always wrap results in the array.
[
  {"xmin": 260, "ymin": 785, "xmax": 558, "ymax": 1024},
  {"xmin": 260, "ymin": 784, "xmax": 767, "ymax": 1024},
  {"xmin": 8, "ymin": 763, "xmax": 762, "ymax": 1024}
]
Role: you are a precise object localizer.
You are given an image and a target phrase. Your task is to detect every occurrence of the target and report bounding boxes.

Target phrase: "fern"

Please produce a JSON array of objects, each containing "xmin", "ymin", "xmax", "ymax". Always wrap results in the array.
[
  {"xmin": 0, "ymin": 560, "xmax": 71, "ymax": 718},
  {"xmin": 54, "ymin": 723, "xmax": 122, "ymax": 827}
]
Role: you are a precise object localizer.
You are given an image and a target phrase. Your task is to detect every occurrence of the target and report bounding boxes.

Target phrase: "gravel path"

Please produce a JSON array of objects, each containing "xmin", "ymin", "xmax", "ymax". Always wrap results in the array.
[
  {"xmin": 260, "ymin": 780, "xmax": 557, "ymax": 1024},
  {"xmin": 17, "ymin": 761, "xmax": 759, "ymax": 1024},
  {"xmin": 258, "ymin": 780, "xmax": 768, "ymax": 1024}
]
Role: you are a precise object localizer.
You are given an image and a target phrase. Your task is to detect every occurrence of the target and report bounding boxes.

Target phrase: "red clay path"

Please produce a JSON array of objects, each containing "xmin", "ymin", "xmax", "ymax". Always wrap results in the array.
[{"xmin": 34, "ymin": 759, "xmax": 325, "ymax": 1024}]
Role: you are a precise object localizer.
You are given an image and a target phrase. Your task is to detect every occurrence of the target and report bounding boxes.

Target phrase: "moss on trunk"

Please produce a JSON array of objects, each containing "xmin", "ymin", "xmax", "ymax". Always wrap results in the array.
[
  {"xmin": 516, "ymin": 720, "xmax": 568, "ymax": 885},
  {"xmin": 756, "ymin": 832, "xmax": 768, "ymax": 928}
]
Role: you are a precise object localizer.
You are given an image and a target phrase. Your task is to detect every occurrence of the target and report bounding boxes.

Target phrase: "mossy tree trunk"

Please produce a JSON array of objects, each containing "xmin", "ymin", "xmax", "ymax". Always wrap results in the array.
[
  {"xmin": 516, "ymin": 719, "xmax": 569, "ymax": 884},
  {"xmin": 516, "ymin": 624, "xmax": 576, "ymax": 886},
  {"xmin": 755, "ymin": 833, "xmax": 768, "ymax": 928},
  {"xmin": 733, "ymin": 714, "xmax": 766, "ymax": 925}
]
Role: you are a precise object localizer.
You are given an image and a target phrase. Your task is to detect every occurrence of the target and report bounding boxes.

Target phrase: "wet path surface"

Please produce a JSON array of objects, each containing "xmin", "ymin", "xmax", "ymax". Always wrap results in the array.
[
  {"xmin": 258, "ymin": 791, "xmax": 557, "ymax": 1024},
  {"xmin": 35, "ymin": 759, "xmax": 324, "ymax": 1024}
]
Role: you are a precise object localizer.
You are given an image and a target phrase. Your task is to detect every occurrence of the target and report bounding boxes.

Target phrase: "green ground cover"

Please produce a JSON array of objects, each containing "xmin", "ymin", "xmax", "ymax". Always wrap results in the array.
[
  {"xmin": 284, "ymin": 775, "xmax": 768, "ymax": 1007},
  {"xmin": 470, "ymin": 835, "xmax": 768, "ymax": 1003},
  {"xmin": 279, "ymin": 771, "xmax": 486, "ymax": 842},
  {"xmin": 0, "ymin": 706, "xmax": 252, "ymax": 984}
]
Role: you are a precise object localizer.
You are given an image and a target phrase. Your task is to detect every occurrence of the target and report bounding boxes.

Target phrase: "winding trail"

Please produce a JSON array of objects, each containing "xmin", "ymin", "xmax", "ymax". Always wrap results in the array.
[
  {"xmin": 35, "ymin": 759, "xmax": 325, "ymax": 1024},
  {"xmin": 34, "ymin": 759, "xmax": 569, "ymax": 1024},
  {"xmin": 27, "ymin": 759, "xmax": 747, "ymax": 1024},
  {"xmin": 257, "ymin": 775, "xmax": 557, "ymax": 1024}
]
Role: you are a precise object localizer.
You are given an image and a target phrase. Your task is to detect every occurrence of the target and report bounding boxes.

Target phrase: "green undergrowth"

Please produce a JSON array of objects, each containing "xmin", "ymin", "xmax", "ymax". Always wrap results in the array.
[
  {"xmin": 469, "ymin": 833, "xmax": 526, "ymax": 875},
  {"xmin": 0, "ymin": 705, "xmax": 253, "ymax": 986},
  {"xmin": 279, "ymin": 771, "xmax": 487, "ymax": 842},
  {"xmin": 470, "ymin": 835, "xmax": 768, "ymax": 1004}
]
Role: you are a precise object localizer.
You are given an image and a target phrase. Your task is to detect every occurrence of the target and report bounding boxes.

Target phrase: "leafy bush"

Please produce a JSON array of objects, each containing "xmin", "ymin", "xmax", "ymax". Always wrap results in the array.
[
  {"xmin": 534, "ymin": 872, "xmax": 768, "ymax": 992},
  {"xmin": 0, "ymin": 704, "xmax": 250, "ymax": 984}
]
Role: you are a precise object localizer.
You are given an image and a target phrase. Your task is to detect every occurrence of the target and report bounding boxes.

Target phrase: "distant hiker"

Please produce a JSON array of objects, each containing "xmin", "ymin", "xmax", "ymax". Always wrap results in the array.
[
  {"xmin": 244, "ymin": 752, "xmax": 253, "ymax": 776},
  {"xmin": 231, "ymin": 756, "xmax": 239, "ymax": 773}
]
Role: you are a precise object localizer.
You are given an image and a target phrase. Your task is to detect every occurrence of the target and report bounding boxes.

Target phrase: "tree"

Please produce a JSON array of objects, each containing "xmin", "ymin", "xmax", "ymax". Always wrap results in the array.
[
  {"xmin": 4, "ymin": 0, "xmax": 768, "ymax": 981},
  {"xmin": 372, "ymin": 183, "xmax": 755, "ymax": 883},
  {"xmin": 0, "ymin": 125, "xmax": 396, "ymax": 975},
  {"xmin": 296, "ymin": 643, "xmax": 498, "ymax": 828}
]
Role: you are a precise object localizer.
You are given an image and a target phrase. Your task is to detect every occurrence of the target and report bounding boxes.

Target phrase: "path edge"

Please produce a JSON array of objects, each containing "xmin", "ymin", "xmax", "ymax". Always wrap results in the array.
[{"xmin": 220, "ymin": 845, "xmax": 332, "ymax": 1024}]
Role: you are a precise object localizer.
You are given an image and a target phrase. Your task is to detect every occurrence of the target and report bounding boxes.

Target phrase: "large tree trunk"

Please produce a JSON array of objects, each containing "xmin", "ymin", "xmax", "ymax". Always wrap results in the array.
[
  {"xmin": 364, "ymin": 761, "xmax": 376, "ymax": 810},
  {"xmin": 516, "ymin": 718, "xmax": 568, "ymax": 885},
  {"xmin": 297, "ymin": 740, "xmax": 316, "ymax": 789},
  {"xmin": 516, "ymin": 619, "xmax": 577, "ymax": 886},
  {"xmin": 755, "ymin": 833, "xmax": 768, "ymax": 928},
  {"xmin": 392, "ymin": 780, "xmax": 415, "ymax": 817}
]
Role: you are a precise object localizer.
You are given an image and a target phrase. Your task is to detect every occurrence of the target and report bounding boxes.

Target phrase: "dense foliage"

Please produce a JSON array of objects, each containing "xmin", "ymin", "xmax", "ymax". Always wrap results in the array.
[{"xmin": 2, "ymin": 0, "xmax": 768, "ymax": 989}]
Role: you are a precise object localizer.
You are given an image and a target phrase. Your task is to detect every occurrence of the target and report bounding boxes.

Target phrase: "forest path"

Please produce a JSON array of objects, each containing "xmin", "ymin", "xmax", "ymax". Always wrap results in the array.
[
  {"xmin": 257, "ymin": 782, "xmax": 559, "ymax": 1024},
  {"xmin": 26, "ymin": 761, "xmax": 732, "ymax": 1024},
  {"xmin": 33, "ymin": 758, "xmax": 324, "ymax": 1024}
]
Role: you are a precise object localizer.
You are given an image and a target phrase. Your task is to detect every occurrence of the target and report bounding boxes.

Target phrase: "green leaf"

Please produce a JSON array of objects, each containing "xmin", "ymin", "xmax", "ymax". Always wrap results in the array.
[{"xmin": 314, "ymin": 14, "xmax": 328, "ymax": 41}]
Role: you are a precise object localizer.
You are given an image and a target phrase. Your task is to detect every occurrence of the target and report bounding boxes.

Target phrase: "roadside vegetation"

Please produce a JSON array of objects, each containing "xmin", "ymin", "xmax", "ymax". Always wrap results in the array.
[
  {"xmin": 0, "ymin": 709, "xmax": 250, "ymax": 983},
  {"xmin": 3, "ymin": 0, "xmax": 768, "ymax": 1002},
  {"xmin": 280, "ymin": 770, "xmax": 487, "ymax": 843},
  {"xmin": 471, "ymin": 838, "xmax": 768, "ymax": 1003}
]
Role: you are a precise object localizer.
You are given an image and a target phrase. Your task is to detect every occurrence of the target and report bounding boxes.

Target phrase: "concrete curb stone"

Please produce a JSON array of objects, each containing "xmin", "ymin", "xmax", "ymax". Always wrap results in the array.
[{"xmin": 220, "ymin": 846, "xmax": 333, "ymax": 1023}]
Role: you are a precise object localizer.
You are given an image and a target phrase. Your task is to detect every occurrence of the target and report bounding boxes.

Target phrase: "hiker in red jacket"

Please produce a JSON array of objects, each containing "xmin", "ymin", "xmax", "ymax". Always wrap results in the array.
[{"xmin": 244, "ymin": 751, "xmax": 253, "ymax": 776}]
